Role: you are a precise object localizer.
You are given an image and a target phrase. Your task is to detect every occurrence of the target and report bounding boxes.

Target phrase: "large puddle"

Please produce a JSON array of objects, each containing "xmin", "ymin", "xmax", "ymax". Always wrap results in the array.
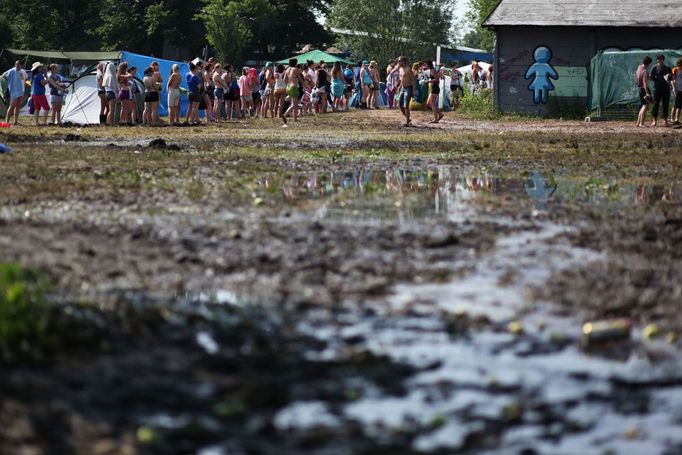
[
  {"xmin": 184, "ymin": 169, "xmax": 682, "ymax": 453},
  {"xmin": 4, "ymin": 164, "xmax": 682, "ymax": 453}
]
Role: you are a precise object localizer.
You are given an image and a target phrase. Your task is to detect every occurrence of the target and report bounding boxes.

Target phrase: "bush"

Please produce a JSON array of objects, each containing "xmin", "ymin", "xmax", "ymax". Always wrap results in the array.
[
  {"xmin": 0, "ymin": 263, "xmax": 51, "ymax": 362},
  {"xmin": 458, "ymin": 86, "xmax": 497, "ymax": 120}
]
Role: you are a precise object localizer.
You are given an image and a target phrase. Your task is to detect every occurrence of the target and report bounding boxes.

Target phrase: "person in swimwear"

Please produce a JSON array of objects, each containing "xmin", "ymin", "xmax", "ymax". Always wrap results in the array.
[
  {"xmin": 390, "ymin": 56, "xmax": 416, "ymax": 126},
  {"xmin": 284, "ymin": 58, "xmax": 304, "ymax": 122}
]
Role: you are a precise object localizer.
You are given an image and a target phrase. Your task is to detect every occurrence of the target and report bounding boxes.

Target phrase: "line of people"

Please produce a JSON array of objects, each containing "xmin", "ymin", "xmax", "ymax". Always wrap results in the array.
[
  {"xmin": 4, "ymin": 56, "xmax": 462, "ymax": 128},
  {"xmin": 96, "ymin": 57, "xmax": 360, "ymax": 126},
  {"xmin": 3, "ymin": 60, "xmax": 70, "ymax": 126}
]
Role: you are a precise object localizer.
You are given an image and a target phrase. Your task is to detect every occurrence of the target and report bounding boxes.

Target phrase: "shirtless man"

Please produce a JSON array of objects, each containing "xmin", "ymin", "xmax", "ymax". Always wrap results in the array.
[
  {"xmin": 390, "ymin": 56, "xmax": 416, "ymax": 126},
  {"xmin": 284, "ymin": 58, "xmax": 304, "ymax": 123}
]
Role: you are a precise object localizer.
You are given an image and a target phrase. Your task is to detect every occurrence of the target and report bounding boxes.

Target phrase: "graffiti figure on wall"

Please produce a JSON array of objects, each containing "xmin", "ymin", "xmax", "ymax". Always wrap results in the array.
[{"xmin": 525, "ymin": 46, "xmax": 559, "ymax": 104}]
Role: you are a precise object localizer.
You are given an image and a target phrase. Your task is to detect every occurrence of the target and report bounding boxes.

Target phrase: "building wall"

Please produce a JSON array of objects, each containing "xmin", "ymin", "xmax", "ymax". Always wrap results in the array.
[{"xmin": 493, "ymin": 26, "xmax": 682, "ymax": 116}]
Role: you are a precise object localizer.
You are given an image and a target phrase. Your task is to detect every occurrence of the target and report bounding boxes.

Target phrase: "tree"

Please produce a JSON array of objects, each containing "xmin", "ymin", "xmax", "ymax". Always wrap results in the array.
[
  {"xmin": 199, "ymin": 0, "xmax": 275, "ymax": 63},
  {"xmin": 199, "ymin": 0, "xmax": 332, "ymax": 64},
  {"xmin": 248, "ymin": 0, "xmax": 332, "ymax": 58},
  {"xmin": 464, "ymin": 0, "xmax": 497, "ymax": 51},
  {"xmin": 93, "ymin": 0, "xmax": 163, "ymax": 54},
  {"xmin": 1, "ymin": 0, "xmax": 62, "ymax": 50},
  {"xmin": 145, "ymin": 0, "xmax": 205, "ymax": 53},
  {"xmin": 328, "ymin": 0, "xmax": 456, "ymax": 66},
  {"xmin": 461, "ymin": 28, "xmax": 485, "ymax": 50}
]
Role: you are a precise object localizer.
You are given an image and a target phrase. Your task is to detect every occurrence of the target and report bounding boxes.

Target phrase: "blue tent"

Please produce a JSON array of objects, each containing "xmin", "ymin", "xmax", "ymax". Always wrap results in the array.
[{"xmin": 120, "ymin": 51, "xmax": 190, "ymax": 116}]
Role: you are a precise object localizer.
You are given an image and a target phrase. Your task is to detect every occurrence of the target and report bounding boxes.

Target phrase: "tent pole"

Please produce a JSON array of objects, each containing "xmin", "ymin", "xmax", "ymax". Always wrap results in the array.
[{"xmin": 69, "ymin": 81, "xmax": 92, "ymax": 124}]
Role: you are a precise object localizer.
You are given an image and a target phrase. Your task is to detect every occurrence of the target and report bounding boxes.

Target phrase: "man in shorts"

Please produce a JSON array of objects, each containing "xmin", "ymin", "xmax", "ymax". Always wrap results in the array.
[
  {"xmin": 390, "ymin": 56, "xmax": 415, "ymax": 126},
  {"xmin": 3, "ymin": 60, "xmax": 27, "ymax": 125},
  {"xmin": 636, "ymin": 56, "xmax": 653, "ymax": 128},
  {"xmin": 671, "ymin": 57, "xmax": 682, "ymax": 125}
]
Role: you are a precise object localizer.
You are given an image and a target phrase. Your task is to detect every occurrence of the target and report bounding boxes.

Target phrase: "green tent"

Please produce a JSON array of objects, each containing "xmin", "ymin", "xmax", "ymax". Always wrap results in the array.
[
  {"xmin": 277, "ymin": 49, "xmax": 352, "ymax": 66},
  {"xmin": 588, "ymin": 49, "xmax": 682, "ymax": 111}
]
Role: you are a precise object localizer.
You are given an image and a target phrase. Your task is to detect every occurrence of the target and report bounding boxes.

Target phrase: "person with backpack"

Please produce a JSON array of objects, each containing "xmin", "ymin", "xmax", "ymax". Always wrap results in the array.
[{"xmin": 30, "ymin": 62, "xmax": 50, "ymax": 126}]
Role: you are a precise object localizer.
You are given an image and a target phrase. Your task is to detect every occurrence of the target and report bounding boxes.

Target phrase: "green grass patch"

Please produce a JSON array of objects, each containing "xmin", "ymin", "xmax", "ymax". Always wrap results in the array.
[{"xmin": 0, "ymin": 262, "xmax": 51, "ymax": 362}]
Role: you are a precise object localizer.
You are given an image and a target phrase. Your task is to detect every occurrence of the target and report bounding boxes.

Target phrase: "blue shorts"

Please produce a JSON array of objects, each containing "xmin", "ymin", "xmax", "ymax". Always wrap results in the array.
[{"xmin": 399, "ymin": 87, "xmax": 413, "ymax": 108}]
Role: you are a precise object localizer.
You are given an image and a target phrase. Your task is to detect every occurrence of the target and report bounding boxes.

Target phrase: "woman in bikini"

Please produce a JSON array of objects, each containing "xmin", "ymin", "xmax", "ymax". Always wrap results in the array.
[
  {"xmin": 424, "ymin": 60, "xmax": 443, "ymax": 123},
  {"xmin": 142, "ymin": 67, "xmax": 159, "ymax": 125},
  {"xmin": 167, "ymin": 64, "xmax": 181, "ymax": 126},
  {"xmin": 273, "ymin": 64, "xmax": 287, "ymax": 118},
  {"xmin": 212, "ymin": 63, "xmax": 226, "ymax": 121},
  {"xmin": 117, "ymin": 62, "xmax": 134, "ymax": 125},
  {"xmin": 284, "ymin": 59, "xmax": 301, "ymax": 122}
]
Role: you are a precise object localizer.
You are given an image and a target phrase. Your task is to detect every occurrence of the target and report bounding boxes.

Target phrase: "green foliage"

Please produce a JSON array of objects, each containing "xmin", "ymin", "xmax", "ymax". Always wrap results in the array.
[
  {"xmin": 4, "ymin": 1, "xmax": 62, "ymax": 50},
  {"xmin": 464, "ymin": 0, "xmax": 498, "ymax": 51},
  {"xmin": 461, "ymin": 28, "xmax": 485, "ymax": 51},
  {"xmin": 458, "ymin": 85, "xmax": 496, "ymax": 119},
  {"xmin": 0, "ymin": 263, "xmax": 51, "ymax": 362},
  {"xmin": 94, "ymin": 0, "xmax": 160, "ymax": 53},
  {"xmin": 248, "ymin": 0, "xmax": 332, "ymax": 58},
  {"xmin": 329, "ymin": 0, "xmax": 456, "ymax": 65},
  {"xmin": 199, "ymin": 0, "xmax": 268, "ymax": 63},
  {"xmin": 145, "ymin": 0, "xmax": 205, "ymax": 50},
  {"xmin": 1, "ymin": 0, "xmax": 104, "ymax": 50},
  {"xmin": 199, "ymin": 0, "xmax": 331, "ymax": 64}
]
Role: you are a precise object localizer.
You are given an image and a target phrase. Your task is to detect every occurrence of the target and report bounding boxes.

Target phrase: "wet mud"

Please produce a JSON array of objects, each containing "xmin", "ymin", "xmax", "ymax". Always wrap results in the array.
[{"xmin": 0, "ymin": 113, "xmax": 681, "ymax": 454}]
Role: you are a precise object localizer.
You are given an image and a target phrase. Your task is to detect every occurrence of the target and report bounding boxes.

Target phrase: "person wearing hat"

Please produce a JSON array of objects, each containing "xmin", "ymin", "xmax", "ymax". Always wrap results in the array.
[
  {"xmin": 30, "ymin": 62, "xmax": 50, "ymax": 126},
  {"xmin": 2, "ymin": 60, "xmax": 27, "ymax": 125}
]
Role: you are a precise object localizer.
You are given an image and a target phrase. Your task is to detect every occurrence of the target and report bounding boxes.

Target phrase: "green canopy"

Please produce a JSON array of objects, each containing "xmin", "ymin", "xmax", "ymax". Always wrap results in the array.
[
  {"xmin": 277, "ymin": 49, "xmax": 352, "ymax": 66},
  {"xmin": 6, "ymin": 48, "xmax": 121, "ymax": 61},
  {"xmin": 588, "ymin": 49, "xmax": 682, "ymax": 111}
]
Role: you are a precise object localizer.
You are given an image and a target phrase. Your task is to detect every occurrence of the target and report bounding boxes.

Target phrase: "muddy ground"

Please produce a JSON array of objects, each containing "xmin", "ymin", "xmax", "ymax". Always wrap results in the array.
[{"xmin": 0, "ymin": 110, "xmax": 681, "ymax": 454}]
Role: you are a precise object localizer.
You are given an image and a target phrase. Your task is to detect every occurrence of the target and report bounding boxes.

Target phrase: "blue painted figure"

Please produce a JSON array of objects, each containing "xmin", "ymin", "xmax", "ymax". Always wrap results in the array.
[{"xmin": 525, "ymin": 46, "xmax": 559, "ymax": 104}]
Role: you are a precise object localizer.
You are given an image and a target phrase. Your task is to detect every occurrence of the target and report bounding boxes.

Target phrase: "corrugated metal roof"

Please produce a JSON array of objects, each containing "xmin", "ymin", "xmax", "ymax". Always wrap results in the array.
[{"xmin": 485, "ymin": 0, "xmax": 682, "ymax": 27}]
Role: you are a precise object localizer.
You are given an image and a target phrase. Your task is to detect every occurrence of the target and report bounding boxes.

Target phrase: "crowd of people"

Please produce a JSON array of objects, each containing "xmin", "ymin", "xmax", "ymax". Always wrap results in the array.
[
  {"xmin": 636, "ymin": 54, "xmax": 682, "ymax": 127},
  {"xmin": 2, "ymin": 55, "xmax": 478, "ymax": 128}
]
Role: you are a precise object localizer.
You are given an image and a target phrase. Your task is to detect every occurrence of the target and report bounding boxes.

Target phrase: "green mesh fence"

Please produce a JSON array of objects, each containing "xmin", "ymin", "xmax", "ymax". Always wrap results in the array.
[{"xmin": 588, "ymin": 49, "xmax": 682, "ymax": 117}]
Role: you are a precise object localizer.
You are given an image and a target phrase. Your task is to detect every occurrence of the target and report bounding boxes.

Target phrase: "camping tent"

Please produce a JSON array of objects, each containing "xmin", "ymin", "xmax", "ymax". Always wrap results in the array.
[
  {"xmin": 588, "ymin": 49, "xmax": 682, "ymax": 111},
  {"xmin": 119, "ymin": 51, "xmax": 190, "ymax": 117},
  {"xmin": 4, "ymin": 49, "xmax": 191, "ymax": 122},
  {"xmin": 277, "ymin": 49, "xmax": 353, "ymax": 66}
]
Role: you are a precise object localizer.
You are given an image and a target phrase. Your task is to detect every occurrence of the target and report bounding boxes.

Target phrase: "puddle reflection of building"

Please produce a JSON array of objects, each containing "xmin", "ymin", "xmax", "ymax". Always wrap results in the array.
[{"xmin": 524, "ymin": 171, "xmax": 557, "ymax": 210}]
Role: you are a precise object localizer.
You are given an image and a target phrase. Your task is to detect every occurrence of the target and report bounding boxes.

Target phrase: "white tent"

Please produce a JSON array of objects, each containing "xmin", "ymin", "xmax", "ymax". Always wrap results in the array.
[
  {"xmin": 458, "ymin": 62, "xmax": 492, "ymax": 90},
  {"xmin": 62, "ymin": 74, "xmax": 101, "ymax": 124}
]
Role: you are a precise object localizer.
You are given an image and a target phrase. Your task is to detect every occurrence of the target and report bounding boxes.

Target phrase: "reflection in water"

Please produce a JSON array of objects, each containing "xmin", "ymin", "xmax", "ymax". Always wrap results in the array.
[{"xmin": 255, "ymin": 167, "xmax": 680, "ymax": 223}]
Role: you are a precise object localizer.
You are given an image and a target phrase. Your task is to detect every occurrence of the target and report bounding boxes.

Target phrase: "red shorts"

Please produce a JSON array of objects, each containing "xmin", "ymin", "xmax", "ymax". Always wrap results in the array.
[{"xmin": 32, "ymin": 94, "xmax": 50, "ymax": 112}]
